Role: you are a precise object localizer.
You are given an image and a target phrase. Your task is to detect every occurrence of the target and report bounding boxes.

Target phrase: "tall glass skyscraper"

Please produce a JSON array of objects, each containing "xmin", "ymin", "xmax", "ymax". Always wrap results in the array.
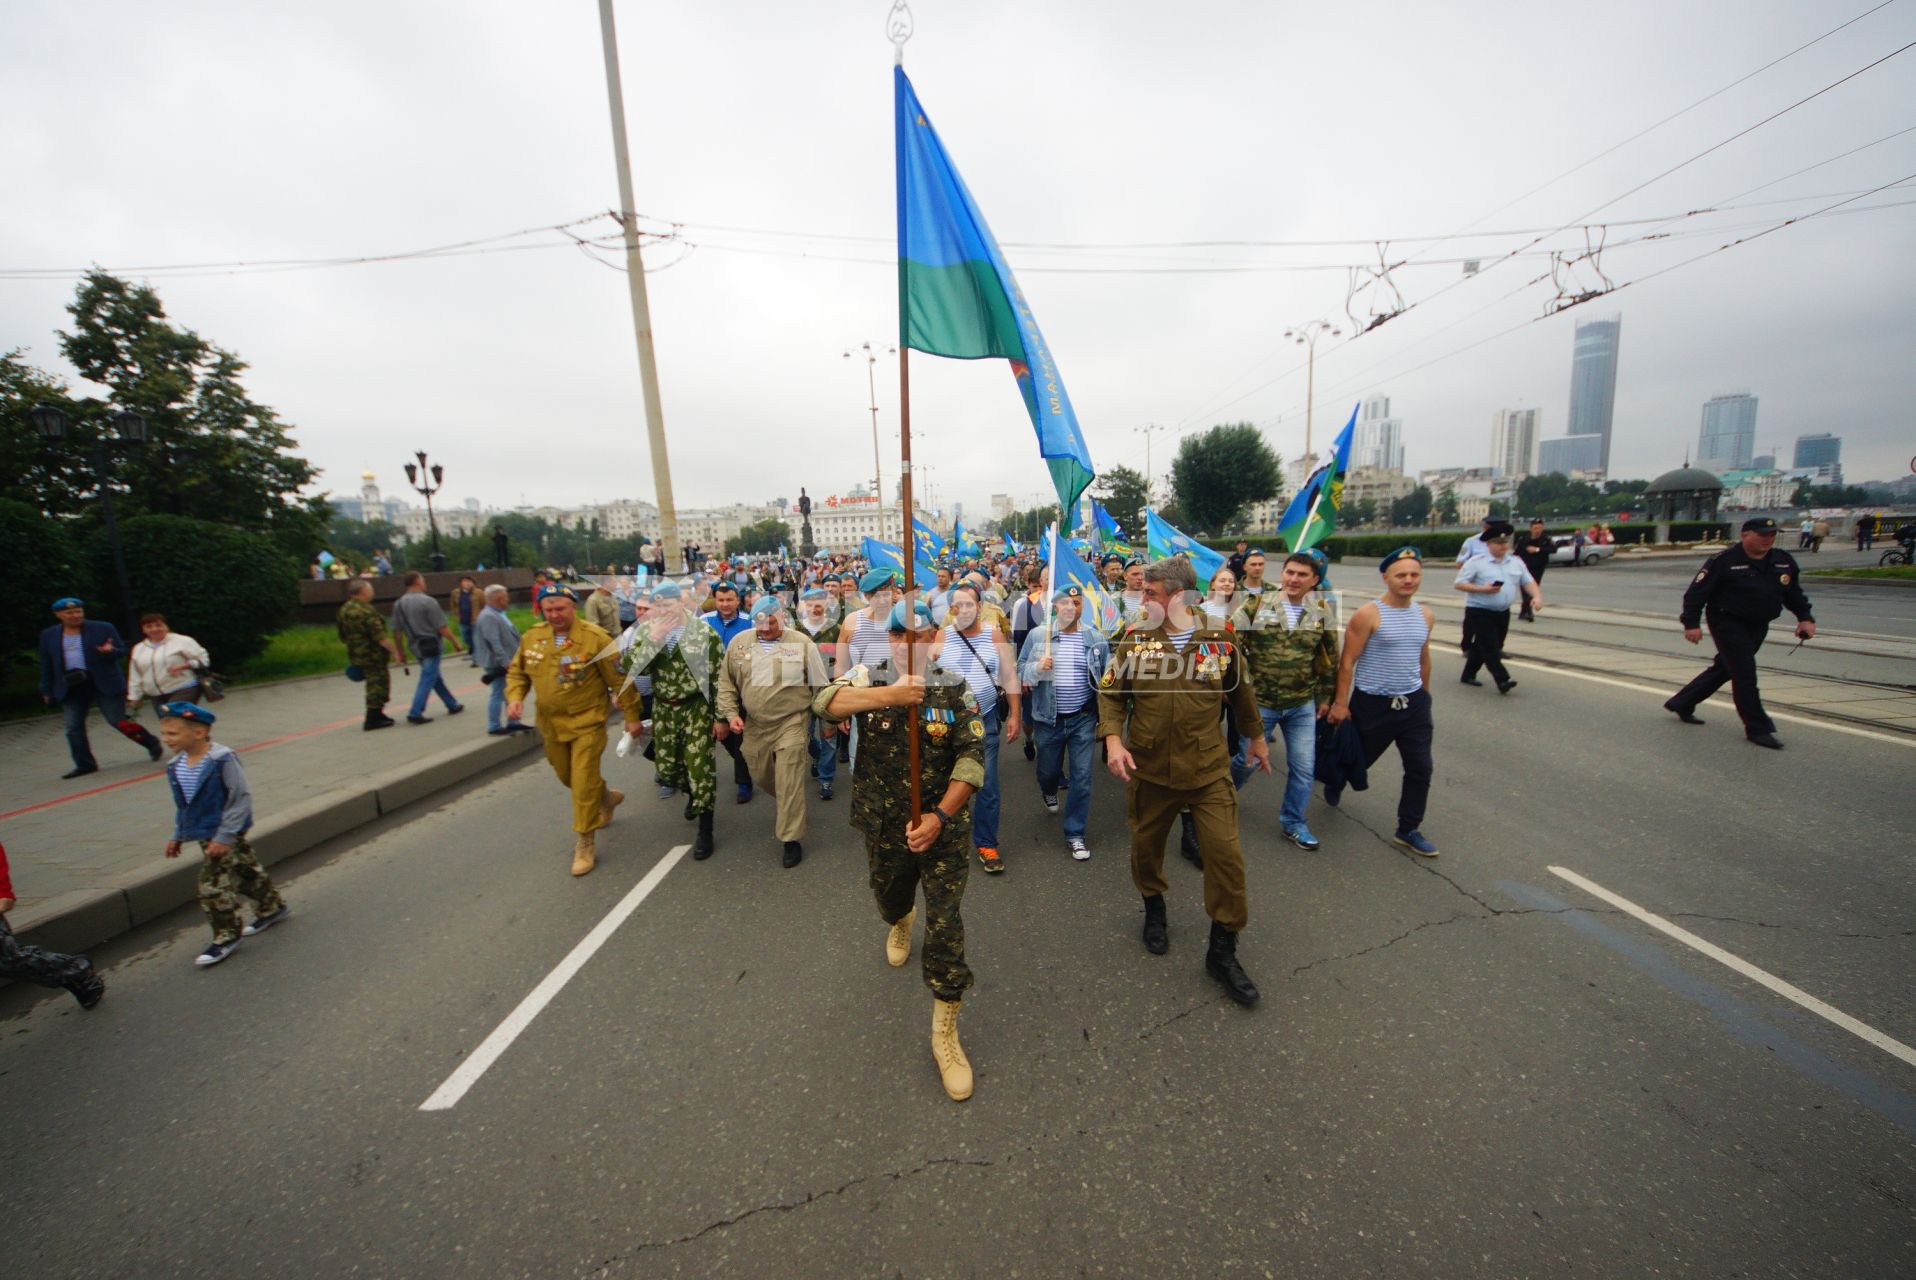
[
  {"xmin": 1353, "ymin": 395, "xmax": 1405, "ymax": 471},
  {"xmin": 1697, "ymin": 393, "xmax": 1757, "ymax": 472},
  {"xmin": 1565, "ymin": 316, "xmax": 1622, "ymax": 471},
  {"xmin": 1793, "ymin": 433, "xmax": 1841, "ymax": 468}
]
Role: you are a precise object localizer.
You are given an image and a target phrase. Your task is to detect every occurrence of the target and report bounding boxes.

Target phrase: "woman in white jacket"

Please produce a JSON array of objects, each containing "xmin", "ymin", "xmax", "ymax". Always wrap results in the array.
[{"xmin": 127, "ymin": 613, "xmax": 211, "ymax": 714}]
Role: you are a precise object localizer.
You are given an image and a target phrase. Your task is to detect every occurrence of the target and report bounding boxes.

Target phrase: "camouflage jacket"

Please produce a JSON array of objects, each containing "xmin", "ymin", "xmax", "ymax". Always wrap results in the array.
[
  {"xmin": 812, "ymin": 658, "xmax": 986, "ymax": 851},
  {"xmin": 1231, "ymin": 592, "xmax": 1339, "ymax": 710},
  {"xmin": 622, "ymin": 615, "xmax": 723, "ymax": 707},
  {"xmin": 336, "ymin": 598, "xmax": 390, "ymax": 665}
]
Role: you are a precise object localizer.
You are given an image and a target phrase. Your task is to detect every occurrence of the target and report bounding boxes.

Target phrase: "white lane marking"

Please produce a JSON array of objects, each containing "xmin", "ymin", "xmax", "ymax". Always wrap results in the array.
[
  {"xmin": 1548, "ymin": 865, "xmax": 1916, "ymax": 1071},
  {"xmin": 419, "ymin": 843, "xmax": 691, "ymax": 1111},
  {"xmin": 1444, "ymin": 650, "xmax": 1916, "ymax": 749}
]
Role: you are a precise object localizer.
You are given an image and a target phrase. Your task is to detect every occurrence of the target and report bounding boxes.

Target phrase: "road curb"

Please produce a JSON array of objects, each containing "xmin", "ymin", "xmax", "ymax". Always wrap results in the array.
[
  {"xmin": 9, "ymin": 729, "xmax": 543, "ymax": 957},
  {"xmin": 1802, "ymin": 575, "xmax": 1916, "ymax": 590}
]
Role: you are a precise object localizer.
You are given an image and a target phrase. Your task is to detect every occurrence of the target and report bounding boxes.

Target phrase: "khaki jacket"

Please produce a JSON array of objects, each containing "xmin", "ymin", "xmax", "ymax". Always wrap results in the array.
[
  {"xmin": 505, "ymin": 620, "xmax": 639, "ymax": 739},
  {"xmin": 1096, "ymin": 621, "xmax": 1261, "ymax": 789},
  {"xmin": 715, "ymin": 629, "xmax": 830, "ymax": 725}
]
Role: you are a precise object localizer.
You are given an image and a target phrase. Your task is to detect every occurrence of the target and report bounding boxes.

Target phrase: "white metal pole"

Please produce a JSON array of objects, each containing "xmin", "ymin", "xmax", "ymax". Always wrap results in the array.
[{"xmin": 597, "ymin": 0, "xmax": 681, "ymax": 571}]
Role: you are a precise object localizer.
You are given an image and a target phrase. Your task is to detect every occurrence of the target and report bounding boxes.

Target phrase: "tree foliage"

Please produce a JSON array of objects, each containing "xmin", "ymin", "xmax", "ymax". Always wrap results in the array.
[
  {"xmin": 1091, "ymin": 464, "xmax": 1152, "ymax": 537},
  {"xmin": 91, "ymin": 514, "xmax": 299, "ymax": 668},
  {"xmin": 1389, "ymin": 487, "xmax": 1432, "ymax": 527},
  {"xmin": 725, "ymin": 518, "xmax": 790, "ymax": 557},
  {"xmin": 0, "ymin": 499, "xmax": 80, "ymax": 664},
  {"xmin": 1169, "ymin": 423, "xmax": 1280, "ymax": 535},
  {"xmin": 1436, "ymin": 483, "xmax": 1460, "ymax": 525}
]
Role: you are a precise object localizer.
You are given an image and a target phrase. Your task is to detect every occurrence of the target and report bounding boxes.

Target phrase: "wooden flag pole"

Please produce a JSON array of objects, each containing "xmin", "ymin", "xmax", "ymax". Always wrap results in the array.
[{"xmin": 899, "ymin": 345, "xmax": 922, "ymax": 821}]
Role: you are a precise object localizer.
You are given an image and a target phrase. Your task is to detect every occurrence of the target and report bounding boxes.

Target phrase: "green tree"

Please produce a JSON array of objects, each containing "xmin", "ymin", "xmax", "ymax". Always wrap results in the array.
[
  {"xmin": 1390, "ymin": 488, "xmax": 1431, "ymax": 527},
  {"xmin": 1169, "ymin": 423, "xmax": 1280, "ymax": 535},
  {"xmin": 1091, "ymin": 464, "xmax": 1152, "ymax": 539},
  {"xmin": 997, "ymin": 504, "xmax": 1060, "ymax": 544},
  {"xmin": 725, "ymin": 518, "xmax": 791, "ymax": 556},
  {"xmin": 0, "ymin": 498, "xmax": 80, "ymax": 664},
  {"xmin": 1436, "ymin": 483, "xmax": 1460, "ymax": 524},
  {"xmin": 1349, "ymin": 497, "xmax": 1377, "ymax": 528},
  {"xmin": 92, "ymin": 514, "xmax": 299, "ymax": 667}
]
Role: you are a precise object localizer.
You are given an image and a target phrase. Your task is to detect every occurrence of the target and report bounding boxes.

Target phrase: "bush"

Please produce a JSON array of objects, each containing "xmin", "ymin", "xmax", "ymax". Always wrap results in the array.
[
  {"xmin": 0, "ymin": 499, "xmax": 80, "ymax": 662},
  {"xmin": 87, "ymin": 514, "xmax": 300, "ymax": 669}
]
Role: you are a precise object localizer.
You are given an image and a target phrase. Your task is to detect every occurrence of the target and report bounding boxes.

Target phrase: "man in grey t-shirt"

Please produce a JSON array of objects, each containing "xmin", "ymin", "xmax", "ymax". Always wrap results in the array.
[{"xmin": 390, "ymin": 572, "xmax": 465, "ymax": 724}]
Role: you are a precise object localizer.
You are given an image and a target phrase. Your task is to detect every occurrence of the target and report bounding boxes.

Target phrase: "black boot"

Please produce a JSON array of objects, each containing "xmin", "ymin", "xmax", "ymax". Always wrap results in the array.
[
  {"xmin": 1141, "ymin": 894, "xmax": 1168, "ymax": 955},
  {"xmin": 1205, "ymin": 920, "xmax": 1260, "ymax": 1005},
  {"xmin": 1179, "ymin": 811, "xmax": 1202, "ymax": 868},
  {"xmin": 684, "ymin": 793, "xmax": 698, "ymax": 821},
  {"xmin": 364, "ymin": 709, "xmax": 395, "ymax": 731},
  {"xmin": 782, "ymin": 840, "xmax": 803, "ymax": 868},
  {"xmin": 692, "ymin": 811, "xmax": 715, "ymax": 860}
]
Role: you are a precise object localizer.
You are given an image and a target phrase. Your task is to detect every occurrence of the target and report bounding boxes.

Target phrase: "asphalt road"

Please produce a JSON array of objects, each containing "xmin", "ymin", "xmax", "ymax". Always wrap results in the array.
[{"xmin": 4, "ymin": 648, "xmax": 1915, "ymax": 1279}]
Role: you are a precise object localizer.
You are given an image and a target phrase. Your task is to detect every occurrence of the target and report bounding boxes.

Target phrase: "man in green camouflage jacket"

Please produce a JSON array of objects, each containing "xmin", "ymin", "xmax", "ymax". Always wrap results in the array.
[
  {"xmin": 622, "ymin": 580, "xmax": 726, "ymax": 859},
  {"xmin": 814, "ymin": 599, "xmax": 986, "ymax": 1102},
  {"xmin": 1230, "ymin": 552, "xmax": 1338, "ymax": 849},
  {"xmin": 337, "ymin": 580, "xmax": 401, "ymax": 730}
]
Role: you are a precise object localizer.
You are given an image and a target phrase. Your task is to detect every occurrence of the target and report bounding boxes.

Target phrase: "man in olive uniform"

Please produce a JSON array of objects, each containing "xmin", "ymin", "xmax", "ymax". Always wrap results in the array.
[
  {"xmin": 716, "ymin": 597, "xmax": 831, "ymax": 868},
  {"xmin": 506, "ymin": 586, "xmax": 642, "ymax": 876},
  {"xmin": 794, "ymin": 586, "xmax": 845, "ymax": 799},
  {"xmin": 1665, "ymin": 516, "xmax": 1815, "ymax": 749},
  {"xmin": 621, "ymin": 580, "xmax": 725, "ymax": 858},
  {"xmin": 814, "ymin": 599, "xmax": 986, "ymax": 1102},
  {"xmin": 1100, "ymin": 556, "xmax": 1270, "ymax": 1005},
  {"xmin": 336, "ymin": 579, "xmax": 400, "ymax": 730}
]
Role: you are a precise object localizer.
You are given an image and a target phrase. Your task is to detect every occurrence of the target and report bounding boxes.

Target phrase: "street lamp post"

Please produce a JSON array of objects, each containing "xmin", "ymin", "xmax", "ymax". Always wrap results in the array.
[
  {"xmin": 845, "ymin": 342, "xmax": 895, "ymax": 538},
  {"xmin": 403, "ymin": 450, "xmax": 448, "ymax": 573},
  {"xmin": 31, "ymin": 402, "xmax": 145, "ymax": 633},
  {"xmin": 1133, "ymin": 421, "xmax": 1166, "ymax": 527},
  {"xmin": 1283, "ymin": 320, "xmax": 1342, "ymax": 468}
]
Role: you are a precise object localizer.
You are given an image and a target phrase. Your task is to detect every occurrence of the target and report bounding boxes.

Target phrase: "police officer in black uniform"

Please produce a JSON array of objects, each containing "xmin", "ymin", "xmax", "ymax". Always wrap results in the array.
[
  {"xmin": 1664, "ymin": 517, "xmax": 1815, "ymax": 749},
  {"xmin": 1513, "ymin": 517, "xmax": 1553, "ymax": 622}
]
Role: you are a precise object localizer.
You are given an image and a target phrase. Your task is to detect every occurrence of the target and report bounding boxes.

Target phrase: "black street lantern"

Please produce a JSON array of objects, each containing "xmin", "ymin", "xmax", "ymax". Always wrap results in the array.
[
  {"xmin": 31, "ymin": 401, "xmax": 145, "ymax": 632},
  {"xmin": 405, "ymin": 449, "xmax": 448, "ymax": 573}
]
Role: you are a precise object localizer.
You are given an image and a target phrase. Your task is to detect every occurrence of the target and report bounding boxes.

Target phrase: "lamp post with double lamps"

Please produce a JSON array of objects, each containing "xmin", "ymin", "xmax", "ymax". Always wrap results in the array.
[
  {"xmin": 403, "ymin": 450, "xmax": 448, "ymax": 573},
  {"xmin": 1283, "ymin": 319, "xmax": 1342, "ymax": 469},
  {"xmin": 31, "ymin": 402, "xmax": 145, "ymax": 632}
]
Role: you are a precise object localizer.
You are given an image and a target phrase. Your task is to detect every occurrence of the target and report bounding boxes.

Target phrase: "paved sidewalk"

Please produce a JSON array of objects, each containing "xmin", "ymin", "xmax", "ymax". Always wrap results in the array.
[{"xmin": 0, "ymin": 662, "xmax": 547, "ymax": 950}]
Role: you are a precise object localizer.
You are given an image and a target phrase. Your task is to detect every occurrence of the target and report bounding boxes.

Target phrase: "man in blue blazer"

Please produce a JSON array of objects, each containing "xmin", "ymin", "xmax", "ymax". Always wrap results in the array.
[{"xmin": 38, "ymin": 597, "xmax": 162, "ymax": 779}]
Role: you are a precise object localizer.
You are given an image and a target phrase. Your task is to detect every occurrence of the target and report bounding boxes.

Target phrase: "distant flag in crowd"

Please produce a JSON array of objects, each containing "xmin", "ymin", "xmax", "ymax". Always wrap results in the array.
[
  {"xmin": 1145, "ymin": 509, "xmax": 1226, "ymax": 586},
  {"xmin": 895, "ymin": 66, "xmax": 1097, "ymax": 518},
  {"xmin": 911, "ymin": 515, "xmax": 947, "ymax": 563},
  {"xmin": 952, "ymin": 517, "xmax": 981, "ymax": 559},
  {"xmin": 862, "ymin": 537, "xmax": 906, "ymax": 575},
  {"xmin": 1002, "ymin": 532, "xmax": 1022, "ymax": 556},
  {"xmin": 1277, "ymin": 404, "xmax": 1358, "ymax": 553},
  {"xmin": 1091, "ymin": 500, "xmax": 1132, "ymax": 556},
  {"xmin": 1048, "ymin": 525, "xmax": 1120, "ymax": 633}
]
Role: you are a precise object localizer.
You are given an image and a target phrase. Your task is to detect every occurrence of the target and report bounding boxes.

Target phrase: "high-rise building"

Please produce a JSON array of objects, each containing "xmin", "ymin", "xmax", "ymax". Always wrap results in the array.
[
  {"xmin": 1538, "ymin": 434, "xmax": 1604, "ymax": 476},
  {"xmin": 1697, "ymin": 394, "xmax": 1757, "ymax": 472},
  {"xmin": 1490, "ymin": 408, "xmax": 1540, "ymax": 479},
  {"xmin": 1793, "ymin": 433, "xmax": 1841, "ymax": 469},
  {"xmin": 1353, "ymin": 395, "xmax": 1405, "ymax": 472},
  {"xmin": 1752, "ymin": 452, "xmax": 1775, "ymax": 470},
  {"xmin": 1565, "ymin": 315, "xmax": 1622, "ymax": 471}
]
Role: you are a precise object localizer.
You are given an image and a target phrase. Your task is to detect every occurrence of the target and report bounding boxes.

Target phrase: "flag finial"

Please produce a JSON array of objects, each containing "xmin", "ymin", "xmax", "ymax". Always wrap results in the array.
[{"xmin": 887, "ymin": 0, "xmax": 913, "ymax": 64}]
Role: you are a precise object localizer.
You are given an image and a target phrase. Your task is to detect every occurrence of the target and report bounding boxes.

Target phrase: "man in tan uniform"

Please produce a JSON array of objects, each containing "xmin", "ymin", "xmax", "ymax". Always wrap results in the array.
[
  {"xmin": 506, "ymin": 586, "xmax": 642, "ymax": 877},
  {"xmin": 716, "ymin": 597, "xmax": 831, "ymax": 868},
  {"xmin": 1099, "ymin": 556, "xmax": 1269, "ymax": 1005}
]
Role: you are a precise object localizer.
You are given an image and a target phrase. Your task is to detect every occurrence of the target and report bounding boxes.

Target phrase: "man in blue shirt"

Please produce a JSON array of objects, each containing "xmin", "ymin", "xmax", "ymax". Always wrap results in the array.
[
  {"xmin": 702, "ymin": 581, "xmax": 755, "ymax": 803},
  {"xmin": 1453, "ymin": 524, "xmax": 1543, "ymax": 694},
  {"xmin": 38, "ymin": 597, "xmax": 162, "ymax": 778}
]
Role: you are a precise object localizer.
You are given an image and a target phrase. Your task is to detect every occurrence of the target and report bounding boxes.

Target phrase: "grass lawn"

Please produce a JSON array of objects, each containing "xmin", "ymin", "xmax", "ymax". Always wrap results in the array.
[
  {"xmin": 1805, "ymin": 565, "xmax": 1916, "ymax": 580},
  {"xmin": 0, "ymin": 606, "xmax": 542, "ymax": 722}
]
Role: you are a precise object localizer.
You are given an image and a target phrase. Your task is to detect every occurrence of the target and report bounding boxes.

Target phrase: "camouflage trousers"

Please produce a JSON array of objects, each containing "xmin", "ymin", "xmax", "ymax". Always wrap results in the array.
[
  {"xmin": 358, "ymin": 661, "xmax": 391, "ymax": 711},
  {"xmin": 869, "ymin": 835, "xmax": 972, "ymax": 1001},
  {"xmin": 0, "ymin": 914, "xmax": 93, "ymax": 989},
  {"xmin": 196, "ymin": 835, "xmax": 285, "ymax": 943},
  {"xmin": 653, "ymin": 695, "xmax": 716, "ymax": 816}
]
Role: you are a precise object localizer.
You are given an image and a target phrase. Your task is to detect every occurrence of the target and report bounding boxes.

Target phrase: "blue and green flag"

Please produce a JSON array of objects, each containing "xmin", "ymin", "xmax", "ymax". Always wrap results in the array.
[
  {"xmin": 952, "ymin": 517, "xmax": 980, "ymax": 559},
  {"xmin": 1145, "ymin": 509, "xmax": 1226, "ymax": 586},
  {"xmin": 1277, "ymin": 405, "xmax": 1357, "ymax": 553},
  {"xmin": 895, "ymin": 67, "xmax": 1096, "ymax": 515},
  {"xmin": 911, "ymin": 515, "xmax": 947, "ymax": 563}
]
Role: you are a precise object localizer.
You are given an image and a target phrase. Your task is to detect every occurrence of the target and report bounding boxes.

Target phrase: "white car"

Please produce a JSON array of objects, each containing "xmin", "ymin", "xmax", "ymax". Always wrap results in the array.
[{"xmin": 1550, "ymin": 536, "xmax": 1615, "ymax": 566}]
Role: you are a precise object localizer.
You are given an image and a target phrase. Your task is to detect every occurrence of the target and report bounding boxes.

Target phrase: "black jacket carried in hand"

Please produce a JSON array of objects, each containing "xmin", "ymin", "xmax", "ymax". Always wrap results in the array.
[{"xmin": 1679, "ymin": 545, "xmax": 1813, "ymax": 629}]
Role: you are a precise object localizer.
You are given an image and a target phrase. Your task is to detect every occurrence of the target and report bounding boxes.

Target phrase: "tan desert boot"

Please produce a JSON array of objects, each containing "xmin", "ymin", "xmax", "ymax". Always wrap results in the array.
[
  {"xmin": 599, "ymin": 787, "xmax": 625, "ymax": 828},
  {"xmin": 931, "ymin": 998, "xmax": 973, "ymax": 1101},
  {"xmin": 886, "ymin": 911, "xmax": 915, "ymax": 968},
  {"xmin": 571, "ymin": 830, "xmax": 597, "ymax": 877}
]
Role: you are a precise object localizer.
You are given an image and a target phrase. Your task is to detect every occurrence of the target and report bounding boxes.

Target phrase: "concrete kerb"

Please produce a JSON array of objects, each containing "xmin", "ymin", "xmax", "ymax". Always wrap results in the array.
[
  {"xmin": 1802, "ymin": 574, "xmax": 1916, "ymax": 590},
  {"xmin": 9, "ymin": 729, "xmax": 543, "ymax": 958}
]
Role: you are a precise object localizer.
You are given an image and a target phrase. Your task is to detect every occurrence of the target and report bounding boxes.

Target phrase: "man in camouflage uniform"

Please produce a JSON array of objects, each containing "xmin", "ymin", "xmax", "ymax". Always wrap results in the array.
[
  {"xmin": 621, "ymin": 580, "xmax": 724, "ymax": 859},
  {"xmin": 1230, "ymin": 552, "xmax": 1338, "ymax": 850},
  {"xmin": 506, "ymin": 586, "xmax": 642, "ymax": 877},
  {"xmin": 337, "ymin": 579, "xmax": 400, "ymax": 730},
  {"xmin": 814, "ymin": 599, "xmax": 987, "ymax": 1102},
  {"xmin": 1100, "ymin": 557, "xmax": 1270, "ymax": 1006}
]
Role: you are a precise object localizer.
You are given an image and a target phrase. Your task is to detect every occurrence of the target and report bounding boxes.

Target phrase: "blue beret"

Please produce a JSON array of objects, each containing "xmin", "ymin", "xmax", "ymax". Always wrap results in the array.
[
  {"xmin": 887, "ymin": 600, "xmax": 936, "ymax": 632},
  {"xmin": 858, "ymin": 567, "xmax": 898, "ymax": 593},
  {"xmin": 158, "ymin": 700, "xmax": 214, "ymax": 725},
  {"xmin": 1053, "ymin": 584, "xmax": 1084, "ymax": 601},
  {"xmin": 50, "ymin": 596, "xmax": 84, "ymax": 610},
  {"xmin": 800, "ymin": 587, "xmax": 828, "ymax": 600},
  {"xmin": 650, "ymin": 580, "xmax": 682, "ymax": 600},
  {"xmin": 536, "ymin": 584, "xmax": 577, "ymax": 603},
  {"xmin": 750, "ymin": 597, "xmax": 783, "ymax": 620},
  {"xmin": 1379, "ymin": 546, "xmax": 1424, "ymax": 573},
  {"xmin": 1304, "ymin": 548, "xmax": 1330, "ymax": 576}
]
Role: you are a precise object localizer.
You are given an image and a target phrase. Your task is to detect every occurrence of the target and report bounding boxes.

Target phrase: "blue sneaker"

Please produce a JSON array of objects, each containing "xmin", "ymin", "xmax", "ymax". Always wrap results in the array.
[
  {"xmin": 242, "ymin": 905, "xmax": 291, "ymax": 937},
  {"xmin": 1285, "ymin": 825, "xmax": 1321, "ymax": 851},
  {"xmin": 195, "ymin": 938, "xmax": 241, "ymax": 967},
  {"xmin": 736, "ymin": 783, "xmax": 754, "ymax": 805},
  {"xmin": 1393, "ymin": 829, "xmax": 1440, "ymax": 857},
  {"xmin": 658, "ymin": 784, "xmax": 677, "ymax": 799}
]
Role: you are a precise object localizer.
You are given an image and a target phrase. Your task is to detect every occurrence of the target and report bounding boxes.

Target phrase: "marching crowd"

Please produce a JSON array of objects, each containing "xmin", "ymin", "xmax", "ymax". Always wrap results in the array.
[{"xmin": 8, "ymin": 515, "xmax": 1817, "ymax": 1103}]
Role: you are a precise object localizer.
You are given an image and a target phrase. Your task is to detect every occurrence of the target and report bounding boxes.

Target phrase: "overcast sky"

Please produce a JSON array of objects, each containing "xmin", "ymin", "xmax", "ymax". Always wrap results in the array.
[{"xmin": 5, "ymin": 0, "xmax": 1914, "ymax": 522}]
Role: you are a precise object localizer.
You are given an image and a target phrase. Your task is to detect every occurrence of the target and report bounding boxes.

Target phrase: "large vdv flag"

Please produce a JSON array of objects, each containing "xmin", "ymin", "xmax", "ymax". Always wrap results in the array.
[
  {"xmin": 911, "ymin": 515, "xmax": 947, "ymax": 563},
  {"xmin": 1145, "ymin": 509, "xmax": 1226, "ymax": 586},
  {"xmin": 1277, "ymin": 405, "xmax": 1358, "ymax": 553},
  {"xmin": 895, "ymin": 67, "xmax": 1096, "ymax": 514}
]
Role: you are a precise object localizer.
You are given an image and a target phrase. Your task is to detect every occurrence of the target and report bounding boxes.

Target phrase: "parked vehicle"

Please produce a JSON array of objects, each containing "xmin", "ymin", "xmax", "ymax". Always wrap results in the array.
[{"xmin": 1551, "ymin": 537, "xmax": 1616, "ymax": 567}]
